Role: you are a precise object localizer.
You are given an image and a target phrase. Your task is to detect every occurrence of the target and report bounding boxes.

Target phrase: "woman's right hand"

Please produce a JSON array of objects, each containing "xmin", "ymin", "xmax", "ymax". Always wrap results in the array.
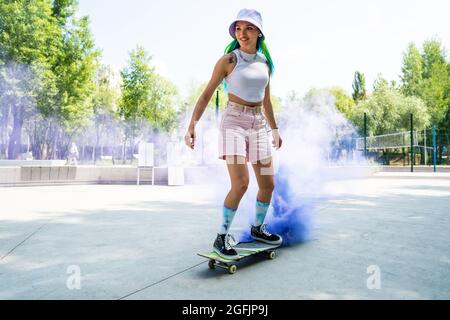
[{"xmin": 184, "ymin": 126, "xmax": 196, "ymax": 149}]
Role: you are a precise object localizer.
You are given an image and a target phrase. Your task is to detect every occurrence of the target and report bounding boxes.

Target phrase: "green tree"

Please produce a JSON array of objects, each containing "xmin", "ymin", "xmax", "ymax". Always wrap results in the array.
[
  {"xmin": 373, "ymin": 74, "xmax": 390, "ymax": 91},
  {"xmin": 329, "ymin": 86, "xmax": 355, "ymax": 118},
  {"xmin": 146, "ymin": 73, "xmax": 178, "ymax": 132},
  {"xmin": 303, "ymin": 87, "xmax": 355, "ymax": 119},
  {"xmin": 422, "ymin": 39, "xmax": 447, "ymax": 79},
  {"xmin": 420, "ymin": 39, "xmax": 450, "ymax": 125},
  {"xmin": 119, "ymin": 46, "xmax": 177, "ymax": 163},
  {"xmin": 52, "ymin": 0, "xmax": 77, "ymax": 25},
  {"xmin": 270, "ymin": 95, "xmax": 282, "ymax": 113},
  {"xmin": 90, "ymin": 64, "xmax": 119, "ymax": 162},
  {"xmin": 46, "ymin": 2, "xmax": 99, "ymax": 159},
  {"xmin": 0, "ymin": 0, "xmax": 98, "ymax": 160},
  {"xmin": 400, "ymin": 39, "xmax": 450, "ymax": 163},
  {"xmin": 400, "ymin": 43, "xmax": 423, "ymax": 96},
  {"xmin": 352, "ymin": 71, "xmax": 367, "ymax": 102},
  {"xmin": 400, "ymin": 39, "xmax": 450, "ymax": 126},
  {"xmin": 350, "ymin": 79, "xmax": 430, "ymax": 136},
  {"xmin": 186, "ymin": 81, "xmax": 227, "ymax": 112},
  {"xmin": 119, "ymin": 46, "xmax": 153, "ymax": 163},
  {"xmin": 0, "ymin": 0, "xmax": 59, "ymax": 159}
]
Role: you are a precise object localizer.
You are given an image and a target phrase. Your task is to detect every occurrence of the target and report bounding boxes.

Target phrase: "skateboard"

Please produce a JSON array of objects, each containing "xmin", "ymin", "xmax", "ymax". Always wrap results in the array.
[{"xmin": 197, "ymin": 241, "xmax": 280, "ymax": 274}]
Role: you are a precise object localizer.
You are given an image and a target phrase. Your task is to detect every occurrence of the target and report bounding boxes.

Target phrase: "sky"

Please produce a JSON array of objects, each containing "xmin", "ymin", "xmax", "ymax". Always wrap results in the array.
[{"xmin": 77, "ymin": 0, "xmax": 450, "ymax": 102}]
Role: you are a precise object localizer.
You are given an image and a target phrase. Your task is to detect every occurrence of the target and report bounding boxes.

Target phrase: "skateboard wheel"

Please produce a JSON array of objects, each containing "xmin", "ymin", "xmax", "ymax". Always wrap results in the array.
[
  {"xmin": 268, "ymin": 251, "xmax": 276, "ymax": 259},
  {"xmin": 208, "ymin": 259, "xmax": 216, "ymax": 269},
  {"xmin": 228, "ymin": 265, "xmax": 237, "ymax": 274}
]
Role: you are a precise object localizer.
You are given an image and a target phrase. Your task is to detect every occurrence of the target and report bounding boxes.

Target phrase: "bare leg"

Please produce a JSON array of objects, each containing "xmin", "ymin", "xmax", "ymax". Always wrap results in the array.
[
  {"xmin": 224, "ymin": 155, "xmax": 249, "ymax": 209},
  {"xmin": 249, "ymin": 157, "xmax": 282, "ymax": 244},
  {"xmin": 251, "ymin": 157, "xmax": 274, "ymax": 203}
]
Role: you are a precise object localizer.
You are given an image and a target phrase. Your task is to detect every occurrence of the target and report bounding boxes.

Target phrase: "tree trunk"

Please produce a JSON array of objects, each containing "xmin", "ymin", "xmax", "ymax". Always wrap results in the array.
[
  {"xmin": 51, "ymin": 126, "xmax": 59, "ymax": 160},
  {"xmin": 0, "ymin": 105, "xmax": 11, "ymax": 159},
  {"xmin": 122, "ymin": 138, "xmax": 127, "ymax": 164},
  {"xmin": 112, "ymin": 127, "xmax": 116, "ymax": 165},
  {"xmin": 131, "ymin": 129, "xmax": 135, "ymax": 165},
  {"xmin": 438, "ymin": 146, "xmax": 442, "ymax": 165},
  {"xmin": 46, "ymin": 122, "xmax": 54, "ymax": 160},
  {"xmin": 446, "ymin": 134, "xmax": 450, "ymax": 166},
  {"xmin": 42, "ymin": 143, "xmax": 48, "ymax": 160},
  {"xmin": 93, "ymin": 124, "xmax": 100, "ymax": 164},
  {"xmin": 30, "ymin": 124, "xmax": 39, "ymax": 159},
  {"xmin": 41, "ymin": 124, "xmax": 50, "ymax": 160},
  {"xmin": 402, "ymin": 147, "xmax": 405, "ymax": 166},
  {"xmin": 419, "ymin": 146, "xmax": 424, "ymax": 165},
  {"xmin": 7, "ymin": 104, "xmax": 24, "ymax": 160},
  {"xmin": 29, "ymin": 118, "xmax": 37, "ymax": 159}
]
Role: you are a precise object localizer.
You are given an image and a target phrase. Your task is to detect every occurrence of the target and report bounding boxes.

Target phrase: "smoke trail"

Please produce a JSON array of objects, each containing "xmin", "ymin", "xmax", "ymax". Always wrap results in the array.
[
  {"xmin": 258, "ymin": 91, "xmax": 367, "ymax": 246},
  {"xmin": 226, "ymin": 91, "xmax": 367, "ymax": 246},
  {"xmin": 179, "ymin": 92, "xmax": 368, "ymax": 246}
]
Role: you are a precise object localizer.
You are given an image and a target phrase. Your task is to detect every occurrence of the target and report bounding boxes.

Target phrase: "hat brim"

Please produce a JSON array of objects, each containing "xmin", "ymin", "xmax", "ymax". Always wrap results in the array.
[{"xmin": 229, "ymin": 18, "xmax": 265, "ymax": 40}]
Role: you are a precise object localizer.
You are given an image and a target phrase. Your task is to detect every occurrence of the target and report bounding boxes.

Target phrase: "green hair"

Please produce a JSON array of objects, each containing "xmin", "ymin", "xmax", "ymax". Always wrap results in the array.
[{"xmin": 222, "ymin": 37, "xmax": 275, "ymax": 92}]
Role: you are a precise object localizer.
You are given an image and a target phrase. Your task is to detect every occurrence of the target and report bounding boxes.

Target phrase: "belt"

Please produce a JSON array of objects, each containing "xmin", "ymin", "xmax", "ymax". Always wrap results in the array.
[{"xmin": 227, "ymin": 101, "xmax": 263, "ymax": 114}]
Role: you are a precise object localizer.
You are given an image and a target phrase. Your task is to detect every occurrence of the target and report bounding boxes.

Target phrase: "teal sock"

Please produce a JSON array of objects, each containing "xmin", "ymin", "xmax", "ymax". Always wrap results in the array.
[
  {"xmin": 219, "ymin": 205, "xmax": 237, "ymax": 234},
  {"xmin": 254, "ymin": 199, "xmax": 270, "ymax": 226}
]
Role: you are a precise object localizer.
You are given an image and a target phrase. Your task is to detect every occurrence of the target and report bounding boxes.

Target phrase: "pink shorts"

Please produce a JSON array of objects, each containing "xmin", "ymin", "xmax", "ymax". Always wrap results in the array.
[{"xmin": 218, "ymin": 101, "xmax": 272, "ymax": 163}]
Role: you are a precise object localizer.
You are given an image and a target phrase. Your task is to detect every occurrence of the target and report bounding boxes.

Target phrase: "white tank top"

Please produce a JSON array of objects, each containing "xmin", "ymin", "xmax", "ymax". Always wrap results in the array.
[{"xmin": 225, "ymin": 49, "xmax": 269, "ymax": 103}]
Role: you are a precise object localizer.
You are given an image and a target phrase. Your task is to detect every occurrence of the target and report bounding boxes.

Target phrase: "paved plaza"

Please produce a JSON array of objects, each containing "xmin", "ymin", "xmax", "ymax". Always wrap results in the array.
[{"xmin": 0, "ymin": 172, "xmax": 449, "ymax": 299}]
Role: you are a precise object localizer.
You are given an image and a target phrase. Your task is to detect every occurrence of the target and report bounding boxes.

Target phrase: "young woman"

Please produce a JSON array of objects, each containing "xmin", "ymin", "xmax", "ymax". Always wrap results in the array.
[{"xmin": 185, "ymin": 8, "xmax": 283, "ymax": 258}]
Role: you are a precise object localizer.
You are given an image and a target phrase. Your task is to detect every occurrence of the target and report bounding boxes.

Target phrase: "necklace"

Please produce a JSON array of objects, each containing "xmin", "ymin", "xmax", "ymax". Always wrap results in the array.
[{"xmin": 238, "ymin": 49, "xmax": 257, "ymax": 62}]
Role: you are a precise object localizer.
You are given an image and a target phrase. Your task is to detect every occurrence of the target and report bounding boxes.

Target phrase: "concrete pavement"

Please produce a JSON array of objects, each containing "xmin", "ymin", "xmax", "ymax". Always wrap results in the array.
[{"xmin": 0, "ymin": 173, "xmax": 449, "ymax": 299}]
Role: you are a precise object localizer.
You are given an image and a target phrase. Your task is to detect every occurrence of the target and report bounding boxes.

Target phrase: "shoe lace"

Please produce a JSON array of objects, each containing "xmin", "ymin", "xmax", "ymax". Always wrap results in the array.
[
  {"xmin": 260, "ymin": 224, "xmax": 272, "ymax": 237},
  {"xmin": 225, "ymin": 234, "xmax": 236, "ymax": 250}
]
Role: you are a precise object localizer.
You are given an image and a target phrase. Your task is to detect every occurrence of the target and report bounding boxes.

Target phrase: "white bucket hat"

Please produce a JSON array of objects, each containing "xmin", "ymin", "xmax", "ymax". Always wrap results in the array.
[{"xmin": 228, "ymin": 8, "xmax": 265, "ymax": 40}]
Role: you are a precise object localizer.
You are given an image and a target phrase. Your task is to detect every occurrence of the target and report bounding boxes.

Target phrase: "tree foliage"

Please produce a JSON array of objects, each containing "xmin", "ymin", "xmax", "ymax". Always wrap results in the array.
[
  {"xmin": 352, "ymin": 71, "xmax": 367, "ymax": 102},
  {"xmin": 119, "ymin": 46, "xmax": 177, "ymax": 134},
  {"xmin": 0, "ymin": 0, "xmax": 98, "ymax": 159},
  {"xmin": 400, "ymin": 38, "xmax": 450, "ymax": 125},
  {"xmin": 351, "ymin": 78, "xmax": 430, "ymax": 136}
]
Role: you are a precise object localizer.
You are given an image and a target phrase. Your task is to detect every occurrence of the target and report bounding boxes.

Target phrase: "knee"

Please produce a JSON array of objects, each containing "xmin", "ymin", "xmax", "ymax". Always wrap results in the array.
[
  {"xmin": 260, "ymin": 181, "xmax": 275, "ymax": 193},
  {"xmin": 232, "ymin": 178, "xmax": 249, "ymax": 195}
]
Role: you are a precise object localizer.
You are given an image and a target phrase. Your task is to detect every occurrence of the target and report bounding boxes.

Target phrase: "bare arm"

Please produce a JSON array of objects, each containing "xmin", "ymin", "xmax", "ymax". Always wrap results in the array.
[
  {"xmin": 185, "ymin": 55, "xmax": 230, "ymax": 149},
  {"xmin": 188, "ymin": 55, "xmax": 228, "ymax": 128},
  {"xmin": 262, "ymin": 73, "xmax": 283, "ymax": 149}
]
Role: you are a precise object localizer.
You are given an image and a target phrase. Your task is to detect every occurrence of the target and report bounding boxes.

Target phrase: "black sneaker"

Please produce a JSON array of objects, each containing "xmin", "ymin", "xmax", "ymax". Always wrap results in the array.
[
  {"xmin": 251, "ymin": 224, "xmax": 282, "ymax": 245},
  {"xmin": 213, "ymin": 233, "xmax": 239, "ymax": 259}
]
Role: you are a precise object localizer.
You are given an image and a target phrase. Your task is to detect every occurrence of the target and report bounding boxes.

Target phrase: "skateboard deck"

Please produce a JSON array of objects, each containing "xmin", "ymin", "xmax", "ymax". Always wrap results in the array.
[{"xmin": 197, "ymin": 241, "xmax": 280, "ymax": 274}]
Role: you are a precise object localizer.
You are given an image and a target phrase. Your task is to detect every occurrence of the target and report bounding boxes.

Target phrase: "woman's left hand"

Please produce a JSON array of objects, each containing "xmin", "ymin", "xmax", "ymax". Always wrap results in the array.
[{"xmin": 271, "ymin": 129, "xmax": 282, "ymax": 150}]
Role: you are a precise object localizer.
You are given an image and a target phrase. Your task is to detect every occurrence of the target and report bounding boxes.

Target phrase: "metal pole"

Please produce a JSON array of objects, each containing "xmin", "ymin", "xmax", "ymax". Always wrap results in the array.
[
  {"xmin": 432, "ymin": 125, "xmax": 437, "ymax": 173},
  {"xmin": 215, "ymin": 90, "xmax": 219, "ymax": 119},
  {"xmin": 410, "ymin": 113, "xmax": 414, "ymax": 172},
  {"xmin": 424, "ymin": 127, "xmax": 427, "ymax": 165},
  {"xmin": 364, "ymin": 112, "xmax": 367, "ymax": 157}
]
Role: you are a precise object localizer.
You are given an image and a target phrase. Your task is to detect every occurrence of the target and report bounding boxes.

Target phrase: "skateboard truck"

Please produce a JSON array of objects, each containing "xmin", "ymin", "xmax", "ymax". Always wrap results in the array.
[{"xmin": 198, "ymin": 241, "xmax": 279, "ymax": 274}]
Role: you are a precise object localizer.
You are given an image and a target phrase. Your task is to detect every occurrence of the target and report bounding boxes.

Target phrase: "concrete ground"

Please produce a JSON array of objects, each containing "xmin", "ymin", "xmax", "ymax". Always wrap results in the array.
[{"xmin": 0, "ymin": 172, "xmax": 449, "ymax": 300}]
